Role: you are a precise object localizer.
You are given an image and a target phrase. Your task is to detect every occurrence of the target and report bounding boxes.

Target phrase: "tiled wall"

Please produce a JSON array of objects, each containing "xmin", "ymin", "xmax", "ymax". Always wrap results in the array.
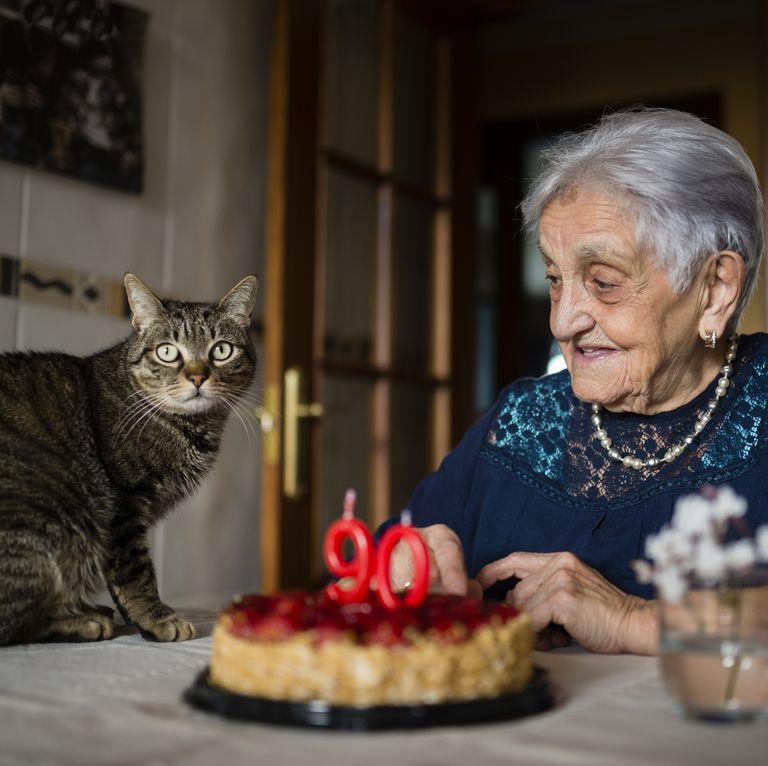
[{"xmin": 0, "ymin": 0, "xmax": 272, "ymax": 606}]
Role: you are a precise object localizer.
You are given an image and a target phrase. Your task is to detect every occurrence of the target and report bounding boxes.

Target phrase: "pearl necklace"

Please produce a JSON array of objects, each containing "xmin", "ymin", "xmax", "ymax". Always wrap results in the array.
[{"xmin": 591, "ymin": 334, "xmax": 739, "ymax": 470}]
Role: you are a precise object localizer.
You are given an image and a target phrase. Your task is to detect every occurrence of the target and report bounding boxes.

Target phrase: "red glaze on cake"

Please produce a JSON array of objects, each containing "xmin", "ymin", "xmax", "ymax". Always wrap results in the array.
[
  {"xmin": 210, "ymin": 591, "xmax": 534, "ymax": 707},
  {"xmin": 225, "ymin": 591, "xmax": 521, "ymax": 645}
]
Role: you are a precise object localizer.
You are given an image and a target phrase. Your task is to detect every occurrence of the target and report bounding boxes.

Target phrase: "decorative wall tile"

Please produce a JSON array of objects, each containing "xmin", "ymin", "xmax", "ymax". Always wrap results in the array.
[
  {"xmin": 0, "ymin": 256, "xmax": 19, "ymax": 298},
  {"xmin": 0, "ymin": 296, "xmax": 17, "ymax": 352},
  {"xmin": 0, "ymin": 165, "xmax": 22, "ymax": 256},
  {"xmin": 5, "ymin": 256, "xmax": 128, "ymax": 319}
]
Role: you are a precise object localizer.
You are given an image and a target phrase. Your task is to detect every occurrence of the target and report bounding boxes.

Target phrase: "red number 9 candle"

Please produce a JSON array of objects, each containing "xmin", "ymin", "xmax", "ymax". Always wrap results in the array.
[
  {"xmin": 323, "ymin": 489, "xmax": 375, "ymax": 603},
  {"xmin": 376, "ymin": 510, "xmax": 430, "ymax": 609}
]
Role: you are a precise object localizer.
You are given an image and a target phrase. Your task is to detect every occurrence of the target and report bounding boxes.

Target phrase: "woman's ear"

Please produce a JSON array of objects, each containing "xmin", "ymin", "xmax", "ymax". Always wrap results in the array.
[{"xmin": 697, "ymin": 251, "xmax": 746, "ymax": 342}]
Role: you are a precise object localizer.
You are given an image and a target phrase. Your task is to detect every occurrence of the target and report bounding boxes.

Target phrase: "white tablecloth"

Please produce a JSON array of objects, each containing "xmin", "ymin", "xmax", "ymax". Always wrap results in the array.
[{"xmin": 0, "ymin": 608, "xmax": 765, "ymax": 766}]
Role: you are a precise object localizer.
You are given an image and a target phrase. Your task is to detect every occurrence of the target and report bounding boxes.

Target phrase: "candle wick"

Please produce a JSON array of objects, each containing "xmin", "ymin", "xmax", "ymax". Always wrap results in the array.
[{"xmin": 343, "ymin": 488, "xmax": 357, "ymax": 518}]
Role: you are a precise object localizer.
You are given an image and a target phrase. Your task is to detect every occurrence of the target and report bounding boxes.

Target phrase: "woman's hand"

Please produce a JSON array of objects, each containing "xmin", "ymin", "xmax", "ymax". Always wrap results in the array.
[
  {"xmin": 477, "ymin": 551, "xmax": 657, "ymax": 654},
  {"xmin": 389, "ymin": 524, "xmax": 482, "ymax": 598}
]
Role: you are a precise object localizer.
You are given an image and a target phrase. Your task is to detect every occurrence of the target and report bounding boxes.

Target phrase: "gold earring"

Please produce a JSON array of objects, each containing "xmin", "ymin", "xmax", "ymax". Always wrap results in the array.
[{"xmin": 704, "ymin": 330, "xmax": 717, "ymax": 349}]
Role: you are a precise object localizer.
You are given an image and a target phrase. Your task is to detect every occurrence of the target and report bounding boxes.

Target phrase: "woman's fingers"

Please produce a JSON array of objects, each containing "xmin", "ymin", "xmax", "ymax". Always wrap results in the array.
[
  {"xmin": 428, "ymin": 528, "xmax": 470, "ymax": 595},
  {"xmin": 476, "ymin": 550, "xmax": 560, "ymax": 589},
  {"xmin": 486, "ymin": 550, "xmax": 654, "ymax": 654},
  {"xmin": 389, "ymin": 524, "xmax": 473, "ymax": 597}
]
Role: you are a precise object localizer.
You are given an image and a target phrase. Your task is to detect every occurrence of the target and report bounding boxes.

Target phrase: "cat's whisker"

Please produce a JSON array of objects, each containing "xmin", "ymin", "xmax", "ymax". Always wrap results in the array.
[
  {"xmin": 112, "ymin": 401, "xmax": 158, "ymax": 447},
  {"xmin": 230, "ymin": 395, "xmax": 261, "ymax": 440},
  {"xmin": 112, "ymin": 399, "xmax": 153, "ymax": 446},
  {"xmin": 225, "ymin": 389, "xmax": 280, "ymax": 427},
  {"xmin": 234, "ymin": 386, "xmax": 265, "ymax": 403},
  {"xmin": 130, "ymin": 397, "xmax": 170, "ymax": 443},
  {"xmin": 217, "ymin": 388, "xmax": 259, "ymax": 411},
  {"xmin": 243, "ymin": 391, "xmax": 264, "ymax": 408},
  {"xmin": 113, "ymin": 391, "xmax": 169, "ymax": 443},
  {"xmin": 111, "ymin": 391, "xmax": 168, "ymax": 447},
  {"xmin": 224, "ymin": 401, "xmax": 254, "ymax": 445},
  {"xmin": 114, "ymin": 389, "xmax": 160, "ymax": 420},
  {"xmin": 220, "ymin": 394, "xmax": 258, "ymax": 443},
  {"xmin": 114, "ymin": 392, "xmax": 166, "ymax": 427}
]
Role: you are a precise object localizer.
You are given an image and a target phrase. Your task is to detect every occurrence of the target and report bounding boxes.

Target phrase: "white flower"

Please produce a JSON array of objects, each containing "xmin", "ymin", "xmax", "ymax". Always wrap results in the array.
[
  {"xmin": 639, "ymin": 486, "xmax": 761, "ymax": 601},
  {"xmin": 633, "ymin": 559, "xmax": 654, "ymax": 584},
  {"xmin": 645, "ymin": 527, "xmax": 691, "ymax": 568},
  {"xmin": 655, "ymin": 568, "xmax": 688, "ymax": 603},
  {"xmin": 693, "ymin": 537, "xmax": 727, "ymax": 581},
  {"xmin": 724, "ymin": 539, "xmax": 756, "ymax": 571},
  {"xmin": 755, "ymin": 526, "xmax": 768, "ymax": 562},
  {"xmin": 672, "ymin": 495, "xmax": 716, "ymax": 536},
  {"xmin": 708, "ymin": 485, "xmax": 748, "ymax": 523}
]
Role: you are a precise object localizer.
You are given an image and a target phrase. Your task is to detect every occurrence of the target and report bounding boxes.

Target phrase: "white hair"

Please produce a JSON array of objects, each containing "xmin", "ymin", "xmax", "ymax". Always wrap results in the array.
[{"xmin": 521, "ymin": 108, "xmax": 765, "ymax": 333}]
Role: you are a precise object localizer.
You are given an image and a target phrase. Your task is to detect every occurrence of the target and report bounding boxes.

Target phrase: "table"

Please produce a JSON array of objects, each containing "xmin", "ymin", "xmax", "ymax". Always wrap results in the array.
[{"xmin": 0, "ymin": 608, "xmax": 765, "ymax": 766}]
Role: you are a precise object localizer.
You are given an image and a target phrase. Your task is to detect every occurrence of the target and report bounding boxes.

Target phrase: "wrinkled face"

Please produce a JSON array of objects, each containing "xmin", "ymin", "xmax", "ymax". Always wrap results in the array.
[
  {"xmin": 539, "ymin": 190, "xmax": 711, "ymax": 414},
  {"xmin": 127, "ymin": 300, "xmax": 256, "ymax": 416}
]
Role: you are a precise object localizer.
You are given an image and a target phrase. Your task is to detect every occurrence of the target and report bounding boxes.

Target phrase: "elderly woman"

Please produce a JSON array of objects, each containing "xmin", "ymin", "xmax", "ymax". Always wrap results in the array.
[{"xmin": 388, "ymin": 107, "xmax": 768, "ymax": 655}]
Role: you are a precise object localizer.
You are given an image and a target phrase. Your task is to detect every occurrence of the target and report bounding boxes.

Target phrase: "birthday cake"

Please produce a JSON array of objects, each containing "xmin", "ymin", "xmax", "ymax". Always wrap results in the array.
[{"xmin": 208, "ymin": 590, "xmax": 534, "ymax": 707}]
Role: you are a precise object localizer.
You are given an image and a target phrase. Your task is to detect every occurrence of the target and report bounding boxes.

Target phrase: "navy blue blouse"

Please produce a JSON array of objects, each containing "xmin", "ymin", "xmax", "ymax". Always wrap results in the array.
[{"xmin": 400, "ymin": 333, "xmax": 768, "ymax": 601}]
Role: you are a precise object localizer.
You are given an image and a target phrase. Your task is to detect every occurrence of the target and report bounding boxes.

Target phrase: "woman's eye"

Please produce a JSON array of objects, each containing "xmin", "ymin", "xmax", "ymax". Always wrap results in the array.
[
  {"xmin": 156, "ymin": 343, "xmax": 180, "ymax": 363},
  {"xmin": 211, "ymin": 342, "xmax": 233, "ymax": 361},
  {"xmin": 545, "ymin": 274, "xmax": 562, "ymax": 296},
  {"xmin": 593, "ymin": 278, "xmax": 616, "ymax": 291}
]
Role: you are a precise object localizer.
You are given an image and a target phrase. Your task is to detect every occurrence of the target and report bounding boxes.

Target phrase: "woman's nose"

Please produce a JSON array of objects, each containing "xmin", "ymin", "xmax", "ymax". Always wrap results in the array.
[{"xmin": 550, "ymin": 282, "xmax": 594, "ymax": 340}]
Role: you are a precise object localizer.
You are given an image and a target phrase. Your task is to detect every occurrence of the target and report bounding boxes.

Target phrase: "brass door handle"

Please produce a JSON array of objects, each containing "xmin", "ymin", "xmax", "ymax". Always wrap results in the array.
[{"xmin": 283, "ymin": 367, "xmax": 323, "ymax": 499}]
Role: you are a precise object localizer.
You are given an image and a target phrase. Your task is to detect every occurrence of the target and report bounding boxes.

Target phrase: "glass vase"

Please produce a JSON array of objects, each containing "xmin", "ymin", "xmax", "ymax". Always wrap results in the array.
[{"xmin": 658, "ymin": 567, "xmax": 768, "ymax": 722}]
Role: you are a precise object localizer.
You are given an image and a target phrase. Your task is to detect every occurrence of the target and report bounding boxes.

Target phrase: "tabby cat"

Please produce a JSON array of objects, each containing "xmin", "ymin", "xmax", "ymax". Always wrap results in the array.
[{"xmin": 0, "ymin": 273, "xmax": 258, "ymax": 645}]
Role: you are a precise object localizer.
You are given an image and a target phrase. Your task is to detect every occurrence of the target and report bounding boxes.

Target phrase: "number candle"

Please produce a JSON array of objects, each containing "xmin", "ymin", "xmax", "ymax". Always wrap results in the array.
[
  {"xmin": 376, "ymin": 510, "xmax": 430, "ymax": 609},
  {"xmin": 323, "ymin": 489, "xmax": 375, "ymax": 603}
]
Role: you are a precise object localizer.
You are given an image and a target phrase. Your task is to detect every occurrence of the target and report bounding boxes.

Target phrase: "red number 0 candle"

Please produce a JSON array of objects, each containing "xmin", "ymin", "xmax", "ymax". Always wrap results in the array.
[
  {"xmin": 376, "ymin": 510, "xmax": 430, "ymax": 609},
  {"xmin": 323, "ymin": 490, "xmax": 374, "ymax": 603}
]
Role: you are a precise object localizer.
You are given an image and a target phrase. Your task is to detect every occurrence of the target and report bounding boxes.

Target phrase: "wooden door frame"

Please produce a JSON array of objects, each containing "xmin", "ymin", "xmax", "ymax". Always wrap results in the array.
[
  {"xmin": 261, "ymin": 0, "xmax": 323, "ymax": 591},
  {"xmin": 261, "ymin": 0, "xmax": 479, "ymax": 590}
]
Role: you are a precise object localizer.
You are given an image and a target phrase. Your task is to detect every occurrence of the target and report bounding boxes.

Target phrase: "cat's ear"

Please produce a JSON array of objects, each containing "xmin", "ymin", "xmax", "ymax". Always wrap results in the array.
[
  {"xmin": 219, "ymin": 275, "xmax": 259, "ymax": 326},
  {"xmin": 124, "ymin": 273, "xmax": 164, "ymax": 332}
]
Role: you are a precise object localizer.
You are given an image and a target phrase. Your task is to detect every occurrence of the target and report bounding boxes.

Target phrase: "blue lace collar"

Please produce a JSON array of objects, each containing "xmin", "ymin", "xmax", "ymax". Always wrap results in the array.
[{"xmin": 481, "ymin": 333, "xmax": 768, "ymax": 509}]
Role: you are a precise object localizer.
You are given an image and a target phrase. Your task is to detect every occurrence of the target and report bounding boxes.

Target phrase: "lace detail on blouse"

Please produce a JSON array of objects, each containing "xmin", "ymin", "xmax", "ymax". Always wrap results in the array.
[{"xmin": 481, "ymin": 334, "xmax": 768, "ymax": 510}]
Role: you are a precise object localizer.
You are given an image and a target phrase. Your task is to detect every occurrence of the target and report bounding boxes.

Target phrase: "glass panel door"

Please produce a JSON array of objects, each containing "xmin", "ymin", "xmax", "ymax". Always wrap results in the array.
[
  {"xmin": 310, "ymin": 0, "xmax": 453, "ymax": 585},
  {"xmin": 322, "ymin": 168, "xmax": 378, "ymax": 365},
  {"xmin": 325, "ymin": 0, "xmax": 379, "ymax": 165}
]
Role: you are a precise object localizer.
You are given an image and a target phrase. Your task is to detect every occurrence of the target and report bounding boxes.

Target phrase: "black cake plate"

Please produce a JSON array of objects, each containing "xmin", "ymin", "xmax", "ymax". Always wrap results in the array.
[{"xmin": 183, "ymin": 666, "xmax": 556, "ymax": 731}]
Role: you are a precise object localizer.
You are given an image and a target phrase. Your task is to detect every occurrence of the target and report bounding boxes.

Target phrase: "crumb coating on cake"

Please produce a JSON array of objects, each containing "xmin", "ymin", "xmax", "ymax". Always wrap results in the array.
[{"xmin": 209, "ymin": 592, "xmax": 533, "ymax": 707}]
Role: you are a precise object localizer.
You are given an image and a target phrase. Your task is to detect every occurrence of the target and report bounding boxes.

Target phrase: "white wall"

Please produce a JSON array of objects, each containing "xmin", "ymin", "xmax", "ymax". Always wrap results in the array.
[{"xmin": 0, "ymin": 0, "xmax": 273, "ymax": 607}]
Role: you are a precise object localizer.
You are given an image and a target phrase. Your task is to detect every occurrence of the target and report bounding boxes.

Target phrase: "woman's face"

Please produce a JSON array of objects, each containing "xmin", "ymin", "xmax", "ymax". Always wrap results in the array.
[{"xmin": 539, "ymin": 190, "xmax": 716, "ymax": 414}]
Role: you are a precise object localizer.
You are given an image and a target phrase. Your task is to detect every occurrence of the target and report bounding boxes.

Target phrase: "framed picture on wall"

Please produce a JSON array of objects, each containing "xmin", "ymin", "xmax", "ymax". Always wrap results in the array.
[{"xmin": 0, "ymin": 0, "xmax": 148, "ymax": 193}]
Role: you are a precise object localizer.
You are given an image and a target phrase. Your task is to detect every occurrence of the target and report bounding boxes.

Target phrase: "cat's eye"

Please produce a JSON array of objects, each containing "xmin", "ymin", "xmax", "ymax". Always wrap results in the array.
[
  {"xmin": 211, "ymin": 342, "xmax": 233, "ymax": 362},
  {"xmin": 156, "ymin": 343, "xmax": 180, "ymax": 363}
]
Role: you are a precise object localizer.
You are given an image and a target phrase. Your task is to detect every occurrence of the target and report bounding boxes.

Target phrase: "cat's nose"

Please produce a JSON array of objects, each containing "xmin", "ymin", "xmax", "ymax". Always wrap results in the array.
[{"xmin": 184, "ymin": 364, "xmax": 209, "ymax": 388}]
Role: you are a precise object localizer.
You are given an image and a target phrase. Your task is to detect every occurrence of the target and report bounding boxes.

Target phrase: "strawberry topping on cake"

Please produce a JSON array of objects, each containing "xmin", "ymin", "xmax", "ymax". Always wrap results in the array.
[{"xmin": 225, "ymin": 591, "xmax": 520, "ymax": 647}]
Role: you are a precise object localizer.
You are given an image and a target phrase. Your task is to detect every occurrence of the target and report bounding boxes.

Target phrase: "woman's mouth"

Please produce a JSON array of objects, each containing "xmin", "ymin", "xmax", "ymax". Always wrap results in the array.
[{"xmin": 574, "ymin": 345, "xmax": 620, "ymax": 363}]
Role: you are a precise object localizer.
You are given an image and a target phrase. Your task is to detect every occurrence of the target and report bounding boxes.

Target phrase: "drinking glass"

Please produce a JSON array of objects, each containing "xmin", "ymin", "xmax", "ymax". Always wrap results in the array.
[{"xmin": 658, "ymin": 567, "xmax": 768, "ymax": 722}]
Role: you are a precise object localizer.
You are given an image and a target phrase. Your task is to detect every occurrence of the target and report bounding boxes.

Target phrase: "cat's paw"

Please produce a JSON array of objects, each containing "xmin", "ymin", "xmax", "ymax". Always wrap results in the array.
[
  {"xmin": 138, "ymin": 613, "xmax": 196, "ymax": 642},
  {"xmin": 48, "ymin": 611, "xmax": 115, "ymax": 642}
]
